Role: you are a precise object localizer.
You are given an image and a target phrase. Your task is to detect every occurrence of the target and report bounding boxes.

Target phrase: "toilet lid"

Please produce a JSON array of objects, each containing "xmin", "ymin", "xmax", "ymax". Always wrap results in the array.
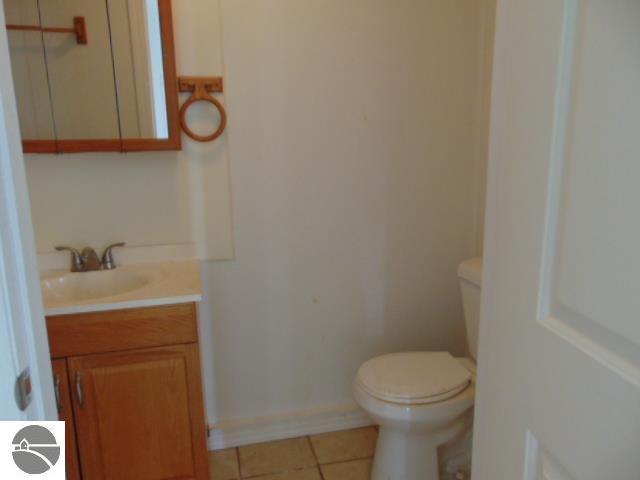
[{"xmin": 356, "ymin": 352, "xmax": 471, "ymax": 405}]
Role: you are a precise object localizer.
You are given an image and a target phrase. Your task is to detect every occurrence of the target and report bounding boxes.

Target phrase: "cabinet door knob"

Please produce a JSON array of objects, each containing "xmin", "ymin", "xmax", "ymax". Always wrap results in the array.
[
  {"xmin": 75, "ymin": 372, "xmax": 84, "ymax": 409},
  {"xmin": 53, "ymin": 374, "xmax": 62, "ymax": 413}
]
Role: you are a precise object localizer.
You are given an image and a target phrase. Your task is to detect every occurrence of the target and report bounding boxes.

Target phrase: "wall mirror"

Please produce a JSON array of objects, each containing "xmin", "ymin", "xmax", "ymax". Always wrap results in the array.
[{"xmin": 4, "ymin": 0, "xmax": 180, "ymax": 153}]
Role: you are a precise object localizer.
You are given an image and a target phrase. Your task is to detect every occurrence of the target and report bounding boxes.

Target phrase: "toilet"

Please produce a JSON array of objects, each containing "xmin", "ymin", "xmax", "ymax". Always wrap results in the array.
[{"xmin": 353, "ymin": 257, "xmax": 482, "ymax": 480}]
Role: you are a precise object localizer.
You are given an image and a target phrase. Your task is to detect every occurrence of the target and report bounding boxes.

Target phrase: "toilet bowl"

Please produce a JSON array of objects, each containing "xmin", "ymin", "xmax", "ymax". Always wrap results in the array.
[{"xmin": 354, "ymin": 258, "xmax": 482, "ymax": 480}]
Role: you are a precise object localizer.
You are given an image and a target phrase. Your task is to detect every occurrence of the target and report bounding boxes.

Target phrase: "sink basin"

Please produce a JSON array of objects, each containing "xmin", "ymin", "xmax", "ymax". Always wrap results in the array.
[
  {"xmin": 41, "ymin": 270, "xmax": 153, "ymax": 303},
  {"xmin": 39, "ymin": 261, "xmax": 200, "ymax": 315}
]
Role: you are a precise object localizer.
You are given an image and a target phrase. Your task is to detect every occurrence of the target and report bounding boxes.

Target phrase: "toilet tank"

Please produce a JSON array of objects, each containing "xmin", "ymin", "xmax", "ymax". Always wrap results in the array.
[{"xmin": 457, "ymin": 258, "xmax": 483, "ymax": 360}]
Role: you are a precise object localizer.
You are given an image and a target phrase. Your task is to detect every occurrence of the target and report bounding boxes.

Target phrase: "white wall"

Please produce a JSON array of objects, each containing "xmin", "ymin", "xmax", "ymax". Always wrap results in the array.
[
  {"xmin": 201, "ymin": 0, "xmax": 494, "ymax": 425},
  {"xmin": 23, "ymin": 0, "xmax": 494, "ymax": 430}
]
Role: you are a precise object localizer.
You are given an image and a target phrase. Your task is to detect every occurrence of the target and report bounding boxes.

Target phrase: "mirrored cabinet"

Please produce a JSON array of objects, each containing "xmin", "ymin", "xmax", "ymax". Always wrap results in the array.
[{"xmin": 4, "ymin": 0, "xmax": 180, "ymax": 153}]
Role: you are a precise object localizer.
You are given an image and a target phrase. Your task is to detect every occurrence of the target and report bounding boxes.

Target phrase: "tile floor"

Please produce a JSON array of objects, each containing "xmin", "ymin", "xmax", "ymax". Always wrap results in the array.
[{"xmin": 209, "ymin": 426, "xmax": 377, "ymax": 480}]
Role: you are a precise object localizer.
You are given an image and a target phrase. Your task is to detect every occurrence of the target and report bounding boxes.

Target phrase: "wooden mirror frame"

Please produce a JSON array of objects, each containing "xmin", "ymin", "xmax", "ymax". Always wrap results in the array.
[{"xmin": 22, "ymin": 0, "xmax": 180, "ymax": 154}]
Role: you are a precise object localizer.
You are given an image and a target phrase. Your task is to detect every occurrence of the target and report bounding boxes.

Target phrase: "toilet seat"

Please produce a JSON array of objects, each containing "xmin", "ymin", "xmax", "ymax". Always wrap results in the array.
[{"xmin": 355, "ymin": 352, "xmax": 471, "ymax": 405}]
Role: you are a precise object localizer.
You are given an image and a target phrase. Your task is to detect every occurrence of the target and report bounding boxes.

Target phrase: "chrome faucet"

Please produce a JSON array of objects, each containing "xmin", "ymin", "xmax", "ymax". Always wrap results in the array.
[{"xmin": 55, "ymin": 243, "xmax": 125, "ymax": 272}]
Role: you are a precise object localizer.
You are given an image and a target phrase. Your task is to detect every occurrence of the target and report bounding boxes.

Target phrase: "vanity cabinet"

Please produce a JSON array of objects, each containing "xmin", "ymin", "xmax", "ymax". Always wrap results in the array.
[{"xmin": 47, "ymin": 303, "xmax": 209, "ymax": 480}]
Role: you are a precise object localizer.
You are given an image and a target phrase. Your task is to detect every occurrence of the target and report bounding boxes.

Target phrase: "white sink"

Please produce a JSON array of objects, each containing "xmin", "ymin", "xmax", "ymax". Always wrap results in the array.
[
  {"xmin": 39, "ymin": 261, "xmax": 201, "ymax": 316},
  {"xmin": 41, "ymin": 270, "xmax": 153, "ymax": 303}
]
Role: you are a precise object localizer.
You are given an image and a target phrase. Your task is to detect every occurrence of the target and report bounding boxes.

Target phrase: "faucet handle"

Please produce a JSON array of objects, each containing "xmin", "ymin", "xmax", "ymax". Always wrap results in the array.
[
  {"xmin": 55, "ymin": 246, "xmax": 83, "ymax": 272},
  {"xmin": 101, "ymin": 242, "xmax": 126, "ymax": 270}
]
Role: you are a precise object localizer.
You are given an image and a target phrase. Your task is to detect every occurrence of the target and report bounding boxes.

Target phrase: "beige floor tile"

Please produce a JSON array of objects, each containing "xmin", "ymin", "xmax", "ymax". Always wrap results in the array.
[
  {"xmin": 321, "ymin": 459, "xmax": 372, "ymax": 480},
  {"xmin": 248, "ymin": 467, "xmax": 322, "ymax": 480},
  {"xmin": 209, "ymin": 448, "xmax": 240, "ymax": 480},
  {"xmin": 310, "ymin": 427, "xmax": 377, "ymax": 464},
  {"xmin": 239, "ymin": 437, "xmax": 317, "ymax": 477}
]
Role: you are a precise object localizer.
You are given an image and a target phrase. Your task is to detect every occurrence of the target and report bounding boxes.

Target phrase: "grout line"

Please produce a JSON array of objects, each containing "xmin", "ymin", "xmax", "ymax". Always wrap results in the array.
[
  {"xmin": 318, "ymin": 456, "xmax": 374, "ymax": 467},
  {"xmin": 306, "ymin": 436, "xmax": 325, "ymax": 480},
  {"xmin": 307, "ymin": 436, "xmax": 320, "ymax": 466},
  {"xmin": 242, "ymin": 466, "xmax": 321, "ymax": 480},
  {"xmin": 235, "ymin": 446, "xmax": 243, "ymax": 480}
]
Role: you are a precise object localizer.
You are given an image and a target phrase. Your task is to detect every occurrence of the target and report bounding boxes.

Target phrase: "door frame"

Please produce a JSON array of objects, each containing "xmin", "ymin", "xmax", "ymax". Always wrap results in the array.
[{"xmin": 0, "ymin": 4, "xmax": 56, "ymax": 420}]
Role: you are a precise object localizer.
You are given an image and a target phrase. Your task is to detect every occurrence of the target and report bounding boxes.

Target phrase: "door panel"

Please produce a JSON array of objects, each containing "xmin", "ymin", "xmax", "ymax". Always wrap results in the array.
[
  {"xmin": 473, "ymin": 1, "xmax": 640, "ymax": 479},
  {"xmin": 541, "ymin": 0, "xmax": 640, "ymax": 379},
  {"xmin": 68, "ymin": 344, "xmax": 208, "ymax": 480},
  {"xmin": 52, "ymin": 359, "xmax": 81, "ymax": 480},
  {"xmin": 534, "ymin": 444, "xmax": 576, "ymax": 480}
]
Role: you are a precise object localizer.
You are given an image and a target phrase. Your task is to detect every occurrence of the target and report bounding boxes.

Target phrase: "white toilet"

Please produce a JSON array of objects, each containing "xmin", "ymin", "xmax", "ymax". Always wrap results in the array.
[{"xmin": 353, "ymin": 257, "xmax": 482, "ymax": 480}]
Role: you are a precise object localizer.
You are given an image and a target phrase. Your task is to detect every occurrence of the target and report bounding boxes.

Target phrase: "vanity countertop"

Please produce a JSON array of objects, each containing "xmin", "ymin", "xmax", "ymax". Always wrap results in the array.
[{"xmin": 40, "ymin": 260, "xmax": 202, "ymax": 316}]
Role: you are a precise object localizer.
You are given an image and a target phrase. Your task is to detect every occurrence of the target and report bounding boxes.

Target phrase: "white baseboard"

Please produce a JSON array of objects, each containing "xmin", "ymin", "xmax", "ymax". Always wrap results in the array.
[{"xmin": 208, "ymin": 403, "xmax": 374, "ymax": 450}]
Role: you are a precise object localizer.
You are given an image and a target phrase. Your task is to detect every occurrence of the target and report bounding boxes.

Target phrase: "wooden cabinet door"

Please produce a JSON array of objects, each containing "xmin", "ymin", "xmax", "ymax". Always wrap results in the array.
[
  {"xmin": 52, "ymin": 359, "xmax": 82, "ymax": 480},
  {"xmin": 67, "ymin": 344, "xmax": 209, "ymax": 480}
]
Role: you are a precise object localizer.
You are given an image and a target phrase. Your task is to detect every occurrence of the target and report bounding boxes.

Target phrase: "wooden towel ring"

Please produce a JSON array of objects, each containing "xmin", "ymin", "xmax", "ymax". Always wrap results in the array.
[{"xmin": 178, "ymin": 76, "xmax": 227, "ymax": 142}]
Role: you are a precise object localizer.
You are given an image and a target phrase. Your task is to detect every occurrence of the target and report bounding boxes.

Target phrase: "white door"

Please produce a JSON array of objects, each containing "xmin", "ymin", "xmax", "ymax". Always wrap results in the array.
[
  {"xmin": 473, "ymin": 1, "xmax": 640, "ymax": 479},
  {"xmin": 0, "ymin": 6, "xmax": 56, "ymax": 421}
]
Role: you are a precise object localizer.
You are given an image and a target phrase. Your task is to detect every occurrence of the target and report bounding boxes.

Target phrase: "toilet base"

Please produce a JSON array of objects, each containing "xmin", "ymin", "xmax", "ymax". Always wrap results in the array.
[
  {"xmin": 371, "ymin": 421, "xmax": 467, "ymax": 480},
  {"xmin": 372, "ymin": 428, "xmax": 439, "ymax": 480}
]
